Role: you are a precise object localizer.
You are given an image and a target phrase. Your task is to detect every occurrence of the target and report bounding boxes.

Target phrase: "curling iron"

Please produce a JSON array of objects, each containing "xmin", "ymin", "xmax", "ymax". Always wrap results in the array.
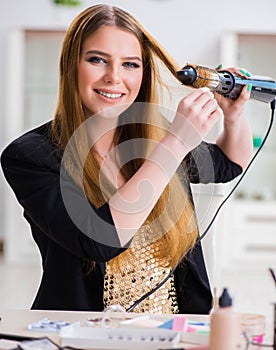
[{"xmin": 177, "ymin": 63, "xmax": 276, "ymax": 103}]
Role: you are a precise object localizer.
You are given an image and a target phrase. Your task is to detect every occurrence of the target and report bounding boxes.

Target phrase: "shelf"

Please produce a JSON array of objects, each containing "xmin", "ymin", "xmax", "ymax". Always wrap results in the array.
[{"xmin": 219, "ymin": 31, "xmax": 276, "ymax": 269}]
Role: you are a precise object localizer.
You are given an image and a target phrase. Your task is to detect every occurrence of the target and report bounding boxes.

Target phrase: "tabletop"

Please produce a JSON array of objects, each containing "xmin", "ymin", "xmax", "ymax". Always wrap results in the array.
[
  {"xmin": 0, "ymin": 309, "xmax": 210, "ymax": 349},
  {"xmin": 0, "ymin": 309, "xmax": 272, "ymax": 350}
]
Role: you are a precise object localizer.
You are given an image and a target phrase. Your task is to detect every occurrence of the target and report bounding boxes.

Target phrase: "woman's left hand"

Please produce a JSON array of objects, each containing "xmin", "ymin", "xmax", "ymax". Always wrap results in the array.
[
  {"xmin": 215, "ymin": 66, "xmax": 253, "ymax": 169},
  {"xmin": 214, "ymin": 66, "xmax": 252, "ymax": 125}
]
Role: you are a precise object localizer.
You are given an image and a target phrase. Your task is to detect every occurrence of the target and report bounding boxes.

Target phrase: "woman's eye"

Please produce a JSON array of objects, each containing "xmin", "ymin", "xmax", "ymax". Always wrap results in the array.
[
  {"xmin": 123, "ymin": 62, "xmax": 140, "ymax": 69},
  {"xmin": 87, "ymin": 56, "xmax": 106, "ymax": 64}
]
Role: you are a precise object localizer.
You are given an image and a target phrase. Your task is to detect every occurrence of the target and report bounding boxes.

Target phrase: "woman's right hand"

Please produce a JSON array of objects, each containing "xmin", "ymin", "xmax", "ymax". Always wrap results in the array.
[
  {"xmin": 109, "ymin": 88, "xmax": 222, "ymax": 246},
  {"xmin": 168, "ymin": 87, "xmax": 223, "ymax": 153}
]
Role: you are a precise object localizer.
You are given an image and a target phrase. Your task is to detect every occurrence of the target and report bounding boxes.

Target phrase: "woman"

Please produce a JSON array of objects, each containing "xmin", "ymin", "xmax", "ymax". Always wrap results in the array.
[{"xmin": 1, "ymin": 4, "xmax": 252, "ymax": 314}]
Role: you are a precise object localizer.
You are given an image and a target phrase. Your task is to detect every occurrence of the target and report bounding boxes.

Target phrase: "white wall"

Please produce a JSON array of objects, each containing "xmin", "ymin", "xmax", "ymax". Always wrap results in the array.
[{"xmin": 1, "ymin": 0, "xmax": 276, "ymax": 241}]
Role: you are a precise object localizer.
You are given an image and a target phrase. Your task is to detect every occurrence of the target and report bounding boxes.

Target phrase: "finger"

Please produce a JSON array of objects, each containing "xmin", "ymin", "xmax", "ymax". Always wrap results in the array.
[
  {"xmin": 200, "ymin": 107, "xmax": 222, "ymax": 135},
  {"xmin": 195, "ymin": 88, "xmax": 214, "ymax": 102},
  {"xmin": 185, "ymin": 87, "xmax": 212, "ymax": 104},
  {"xmin": 228, "ymin": 67, "xmax": 251, "ymax": 79},
  {"xmin": 209, "ymin": 107, "xmax": 223, "ymax": 125},
  {"xmin": 202, "ymin": 98, "xmax": 219, "ymax": 116},
  {"xmin": 239, "ymin": 68, "xmax": 251, "ymax": 77},
  {"xmin": 237, "ymin": 84, "xmax": 252, "ymax": 102},
  {"xmin": 210, "ymin": 106, "xmax": 223, "ymax": 118},
  {"xmin": 179, "ymin": 88, "xmax": 214, "ymax": 116}
]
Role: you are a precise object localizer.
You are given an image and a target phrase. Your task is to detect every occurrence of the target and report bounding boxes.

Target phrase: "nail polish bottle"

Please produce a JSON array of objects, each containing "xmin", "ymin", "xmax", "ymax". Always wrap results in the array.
[{"xmin": 209, "ymin": 288, "xmax": 241, "ymax": 350}]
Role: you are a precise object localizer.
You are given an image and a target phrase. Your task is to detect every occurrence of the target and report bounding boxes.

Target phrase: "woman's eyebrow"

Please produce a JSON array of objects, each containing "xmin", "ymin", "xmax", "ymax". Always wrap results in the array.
[{"xmin": 85, "ymin": 49, "xmax": 110, "ymax": 57}]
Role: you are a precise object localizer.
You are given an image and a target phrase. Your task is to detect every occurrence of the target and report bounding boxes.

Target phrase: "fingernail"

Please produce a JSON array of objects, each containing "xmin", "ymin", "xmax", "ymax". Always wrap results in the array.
[
  {"xmin": 240, "ymin": 69, "xmax": 251, "ymax": 77},
  {"xmin": 247, "ymin": 83, "xmax": 253, "ymax": 92},
  {"xmin": 215, "ymin": 64, "xmax": 222, "ymax": 70}
]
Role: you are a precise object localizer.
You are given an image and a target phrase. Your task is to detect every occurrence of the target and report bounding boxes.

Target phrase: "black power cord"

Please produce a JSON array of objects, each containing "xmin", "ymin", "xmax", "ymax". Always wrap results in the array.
[
  {"xmin": 197, "ymin": 97, "xmax": 275, "ymax": 242},
  {"xmin": 126, "ymin": 98, "xmax": 276, "ymax": 313}
]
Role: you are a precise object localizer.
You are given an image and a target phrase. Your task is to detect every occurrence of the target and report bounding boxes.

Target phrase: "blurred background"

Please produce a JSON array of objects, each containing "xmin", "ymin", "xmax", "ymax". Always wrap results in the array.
[{"xmin": 0, "ymin": 0, "xmax": 276, "ymax": 339}]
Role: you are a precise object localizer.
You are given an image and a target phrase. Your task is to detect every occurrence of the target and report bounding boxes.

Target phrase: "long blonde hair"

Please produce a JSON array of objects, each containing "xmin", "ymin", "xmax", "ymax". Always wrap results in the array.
[{"xmin": 52, "ymin": 4, "xmax": 198, "ymax": 271}]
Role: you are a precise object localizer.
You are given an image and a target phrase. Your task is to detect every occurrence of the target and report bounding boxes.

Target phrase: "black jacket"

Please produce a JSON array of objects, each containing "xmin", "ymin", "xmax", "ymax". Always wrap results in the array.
[{"xmin": 1, "ymin": 122, "xmax": 242, "ymax": 313}]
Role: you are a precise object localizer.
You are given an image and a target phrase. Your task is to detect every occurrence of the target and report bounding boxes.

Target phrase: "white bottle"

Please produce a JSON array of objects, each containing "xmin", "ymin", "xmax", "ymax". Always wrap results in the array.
[{"xmin": 209, "ymin": 288, "xmax": 241, "ymax": 350}]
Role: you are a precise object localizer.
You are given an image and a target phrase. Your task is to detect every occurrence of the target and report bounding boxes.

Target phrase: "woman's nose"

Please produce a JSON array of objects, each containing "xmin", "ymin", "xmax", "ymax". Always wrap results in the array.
[{"xmin": 103, "ymin": 65, "xmax": 121, "ymax": 84}]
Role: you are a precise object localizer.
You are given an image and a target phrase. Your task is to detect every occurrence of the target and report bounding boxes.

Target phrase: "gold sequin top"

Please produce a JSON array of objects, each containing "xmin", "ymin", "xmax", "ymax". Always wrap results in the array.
[{"xmin": 103, "ymin": 225, "xmax": 179, "ymax": 314}]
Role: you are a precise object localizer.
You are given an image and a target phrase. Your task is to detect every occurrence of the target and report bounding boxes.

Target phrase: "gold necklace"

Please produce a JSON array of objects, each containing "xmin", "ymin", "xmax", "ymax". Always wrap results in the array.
[
  {"xmin": 95, "ymin": 151, "xmax": 110, "ymax": 160},
  {"xmin": 94, "ymin": 145, "xmax": 113, "ymax": 160}
]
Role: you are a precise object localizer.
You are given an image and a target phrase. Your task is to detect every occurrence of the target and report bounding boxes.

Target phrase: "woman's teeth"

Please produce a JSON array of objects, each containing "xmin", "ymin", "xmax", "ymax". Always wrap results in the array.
[{"xmin": 98, "ymin": 90, "xmax": 122, "ymax": 99}]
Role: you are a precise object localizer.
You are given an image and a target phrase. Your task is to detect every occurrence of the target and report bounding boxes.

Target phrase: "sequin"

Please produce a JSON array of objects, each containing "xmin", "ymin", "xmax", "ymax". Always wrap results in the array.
[{"xmin": 103, "ymin": 225, "xmax": 179, "ymax": 314}]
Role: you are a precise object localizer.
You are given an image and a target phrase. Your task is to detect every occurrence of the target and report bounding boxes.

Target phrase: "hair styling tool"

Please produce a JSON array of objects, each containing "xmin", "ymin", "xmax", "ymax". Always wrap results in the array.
[{"xmin": 177, "ymin": 63, "xmax": 276, "ymax": 103}]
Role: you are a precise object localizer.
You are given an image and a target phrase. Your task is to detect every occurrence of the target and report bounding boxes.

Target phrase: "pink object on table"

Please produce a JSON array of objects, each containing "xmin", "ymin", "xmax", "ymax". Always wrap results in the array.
[{"xmin": 172, "ymin": 315, "xmax": 188, "ymax": 331}]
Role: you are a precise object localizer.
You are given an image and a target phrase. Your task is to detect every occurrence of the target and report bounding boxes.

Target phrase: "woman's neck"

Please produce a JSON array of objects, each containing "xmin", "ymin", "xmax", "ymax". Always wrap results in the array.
[{"xmin": 93, "ymin": 130, "xmax": 115, "ymax": 159}]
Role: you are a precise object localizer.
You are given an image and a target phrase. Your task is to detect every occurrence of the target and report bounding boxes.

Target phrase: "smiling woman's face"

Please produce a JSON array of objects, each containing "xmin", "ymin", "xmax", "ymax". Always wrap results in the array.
[{"xmin": 78, "ymin": 25, "xmax": 143, "ymax": 116}]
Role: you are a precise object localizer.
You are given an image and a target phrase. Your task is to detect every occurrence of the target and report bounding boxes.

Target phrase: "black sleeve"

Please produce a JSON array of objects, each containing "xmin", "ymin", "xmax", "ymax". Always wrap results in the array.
[
  {"xmin": 0, "ymin": 128, "xmax": 126, "ymax": 262},
  {"xmin": 183, "ymin": 141, "xmax": 243, "ymax": 184}
]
